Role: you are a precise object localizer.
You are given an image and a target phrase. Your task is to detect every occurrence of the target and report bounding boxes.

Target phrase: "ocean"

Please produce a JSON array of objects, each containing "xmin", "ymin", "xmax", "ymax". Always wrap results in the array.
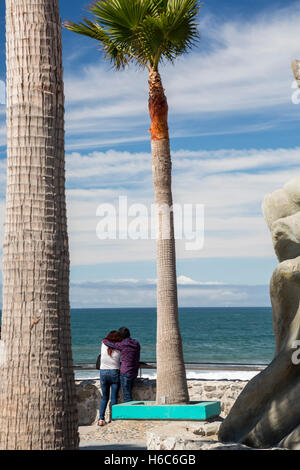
[
  {"xmin": 71, "ymin": 307, "xmax": 274, "ymax": 380},
  {"xmin": 0, "ymin": 307, "xmax": 275, "ymax": 380}
]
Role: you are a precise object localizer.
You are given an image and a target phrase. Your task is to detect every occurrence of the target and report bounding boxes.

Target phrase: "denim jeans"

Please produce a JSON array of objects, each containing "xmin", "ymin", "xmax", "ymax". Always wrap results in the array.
[
  {"xmin": 120, "ymin": 373, "xmax": 135, "ymax": 402},
  {"xmin": 99, "ymin": 369, "xmax": 120, "ymax": 420}
]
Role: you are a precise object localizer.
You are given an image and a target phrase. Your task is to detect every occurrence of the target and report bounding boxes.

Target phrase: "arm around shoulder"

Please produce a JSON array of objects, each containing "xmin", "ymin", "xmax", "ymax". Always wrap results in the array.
[{"xmin": 103, "ymin": 338, "xmax": 125, "ymax": 351}]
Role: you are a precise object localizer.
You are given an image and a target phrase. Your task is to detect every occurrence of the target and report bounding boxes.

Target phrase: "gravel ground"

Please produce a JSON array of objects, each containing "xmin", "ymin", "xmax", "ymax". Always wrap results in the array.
[
  {"xmin": 79, "ymin": 420, "xmax": 219, "ymax": 447},
  {"xmin": 79, "ymin": 420, "xmax": 166, "ymax": 444}
]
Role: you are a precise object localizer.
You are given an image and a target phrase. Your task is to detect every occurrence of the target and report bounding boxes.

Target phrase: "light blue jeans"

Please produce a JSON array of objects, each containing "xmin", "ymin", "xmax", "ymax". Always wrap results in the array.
[{"xmin": 99, "ymin": 369, "xmax": 120, "ymax": 420}]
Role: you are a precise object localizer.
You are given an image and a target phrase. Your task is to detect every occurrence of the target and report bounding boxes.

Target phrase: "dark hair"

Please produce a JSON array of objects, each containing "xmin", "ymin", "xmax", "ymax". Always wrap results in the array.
[
  {"xmin": 118, "ymin": 327, "xmax": 130, "ymax": 339},
  {"xmin": 103, "ymin": 330, "xmax": 123, "ymax": 356}
]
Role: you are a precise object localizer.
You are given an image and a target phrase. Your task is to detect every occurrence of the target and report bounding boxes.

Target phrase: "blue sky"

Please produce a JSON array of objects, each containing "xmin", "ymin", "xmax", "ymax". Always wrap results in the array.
[{"xmin": 1, "ymin": 0, "xmax": 300, "ymax": 306}]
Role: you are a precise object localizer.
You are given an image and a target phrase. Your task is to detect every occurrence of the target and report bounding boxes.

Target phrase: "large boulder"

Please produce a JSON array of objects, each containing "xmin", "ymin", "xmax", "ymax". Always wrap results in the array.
[{"xmin": 218, "ymin": 177, "xmax": 300, "ymax": 449}]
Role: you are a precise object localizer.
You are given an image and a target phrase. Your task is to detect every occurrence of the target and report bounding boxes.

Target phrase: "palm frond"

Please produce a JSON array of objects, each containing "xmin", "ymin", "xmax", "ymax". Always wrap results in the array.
[
  {"xmin": 89, "ymin": 0, "xmax": 155, "ymax": 29},
  {"xmin": 64, "ymin": 0, "xmax": 201, "ymax": 70},
  {"xmin": 64, "ymin": 19, "xmax": 131, "ymax": 69}
]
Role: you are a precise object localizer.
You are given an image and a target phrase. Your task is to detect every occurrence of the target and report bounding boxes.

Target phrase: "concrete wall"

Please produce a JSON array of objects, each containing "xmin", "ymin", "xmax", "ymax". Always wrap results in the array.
[{"xmin": 76, "ymin": 378, "xmax": 248, "ymax": 425}]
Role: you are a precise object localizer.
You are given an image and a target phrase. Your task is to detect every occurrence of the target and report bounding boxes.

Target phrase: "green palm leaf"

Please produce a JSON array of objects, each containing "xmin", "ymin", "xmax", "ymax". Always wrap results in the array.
[{"xmin": 64, "ymin": 0, "xmax": 201, "ymax": 70}]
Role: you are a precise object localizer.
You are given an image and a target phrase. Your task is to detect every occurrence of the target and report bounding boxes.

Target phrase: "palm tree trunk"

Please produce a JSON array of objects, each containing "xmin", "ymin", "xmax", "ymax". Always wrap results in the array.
[
  {"xmin": 149, "ymin": 69, "xmax": 189, "ymax": 405},
  {"xmin": 0, "ymin": 0, "xmax": 79, "ymax": 449}
]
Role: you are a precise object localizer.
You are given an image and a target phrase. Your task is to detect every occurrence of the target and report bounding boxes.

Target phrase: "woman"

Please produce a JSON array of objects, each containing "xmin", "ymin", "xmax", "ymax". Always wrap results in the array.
[{"xmin": 98, "ymin": 330, "xmax": 122, "ymax": 426}]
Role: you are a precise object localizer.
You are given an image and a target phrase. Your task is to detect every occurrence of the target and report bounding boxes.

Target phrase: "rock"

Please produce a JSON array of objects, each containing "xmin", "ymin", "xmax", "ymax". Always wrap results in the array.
[
  {"xmin": 218, "ymin": 178, "xmax": 300, "ymax": 450},
  {"xmin": 146, "ymin": 423, "xmax": 282, "ymax": 450},
  {"xmin": 132, "ymin": 378, "xmax": 156, "ymax": 401},
  {"xmin": 292, "ymin": 60, "xmax": 300, "ymax": 88},
  {"xmin": 262, "ymin": 189, "xmax": 299, "ymax": 231},
  {"xmin": 272, "ymin": 213, "xmax": 300, "ymax": 261},
  {"xmin": 278, "ymin": 424, "xmax": 300, "ymax": 449},
  {"xmin": 284, "ymin": 177, "xmax": 300, "ymax": 204},
  {"xmin": 75, "ymin": 381, "xmax": 101, "ymax": 426},
  {"xmin": 203, "ymin": 385, "xmax": 216, "ymax": 392},
  {"xmin": 192, "ymin": 421, "xmax": 222, "ymax": 437}
]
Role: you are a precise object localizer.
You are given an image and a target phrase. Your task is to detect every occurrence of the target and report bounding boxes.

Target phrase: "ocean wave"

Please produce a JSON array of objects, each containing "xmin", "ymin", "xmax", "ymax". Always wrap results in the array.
[{"xmin": 75, "ymin": 368, "xmax": 259, "ymax": 381}]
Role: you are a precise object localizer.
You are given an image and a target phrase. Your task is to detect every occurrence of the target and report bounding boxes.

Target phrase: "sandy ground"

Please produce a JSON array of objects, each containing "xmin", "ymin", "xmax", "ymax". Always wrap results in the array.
[
  {"xmin": 79, "ymin": 420, "xmax": 218, "ymax": 450},
  {"xmin": 79, "ymin": 420, "xmax": 165, "ymax": 450}
]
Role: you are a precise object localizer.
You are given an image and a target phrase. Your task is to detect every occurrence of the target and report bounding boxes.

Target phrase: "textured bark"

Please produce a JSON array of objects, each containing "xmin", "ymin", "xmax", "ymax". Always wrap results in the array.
[
  {"xmin": 149, "ymin": 70, "xmax": 189, "ymax": 405},
  {"xmin": 0, "ymin": 0, "xmax": 79, "ymax": 449}
]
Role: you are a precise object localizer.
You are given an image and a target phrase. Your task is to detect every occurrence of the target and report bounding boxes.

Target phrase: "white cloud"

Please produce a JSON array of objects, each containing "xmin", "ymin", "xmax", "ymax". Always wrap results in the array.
[
  {"xmin": 0, "ymin": 273, "xmax": 271, "ymax": 308},
  {"xmin": 66, "ymin": 135, "xmax": 149, "ymax": 151},
  {"xmin": 164, "ymin": 4, "xmax": 300, "ymax": 114},
  {"xmin": 69, "ymin": 276, "xmax": 269, "ymax": 308},
  {"xmin": 1, "ymin": 5, "xmax": 300, "ymax": 275},
  {"xmin": 60, "ymin": 145, "xmax": 300, "ymax": 265},
  {"xmin": 1, "ymin": 3, "xmax": 297, "ymax": 307},
  {"xmin": 1, "ymin": 144, "xmax": 297, "ymax": 267},
  {"xmin": 62, "ymin": 4, "xmax": 300, "ymax": 150}
]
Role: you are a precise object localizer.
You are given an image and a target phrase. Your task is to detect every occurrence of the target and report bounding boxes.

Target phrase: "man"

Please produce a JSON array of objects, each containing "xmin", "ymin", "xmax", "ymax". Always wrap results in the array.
[{"xmin": 103, "ymin": 327, "xmax": 140, "ymax": 402}]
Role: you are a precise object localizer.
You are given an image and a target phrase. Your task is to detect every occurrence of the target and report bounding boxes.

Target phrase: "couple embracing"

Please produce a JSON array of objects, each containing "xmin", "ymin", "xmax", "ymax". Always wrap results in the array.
[{"xmin": 98, "ymin": 326, "xmax": 140, "ymax": 426}]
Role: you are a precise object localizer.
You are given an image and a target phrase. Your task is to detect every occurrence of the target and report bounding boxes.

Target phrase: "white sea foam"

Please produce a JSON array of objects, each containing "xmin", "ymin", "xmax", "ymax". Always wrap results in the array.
[
  {"xmin": 75, "ymin": 368, "xmax": 260, "ymax": 381},
  {"xmin": 139, "ymin": 369, "xmax": 259, "ymax": 381}
]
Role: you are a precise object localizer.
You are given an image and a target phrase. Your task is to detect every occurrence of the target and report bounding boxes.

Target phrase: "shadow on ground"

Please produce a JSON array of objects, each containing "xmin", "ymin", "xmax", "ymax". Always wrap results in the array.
[{"xmin": 80, "ymin": 441, "xmax": 147, "ymax": 450}]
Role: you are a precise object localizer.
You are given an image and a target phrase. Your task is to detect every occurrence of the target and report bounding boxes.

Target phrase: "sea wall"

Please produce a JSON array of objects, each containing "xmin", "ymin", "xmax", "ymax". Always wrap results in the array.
[{"xmin": 75, "ymin": 378, "xmax": 248, "ymax": 425}]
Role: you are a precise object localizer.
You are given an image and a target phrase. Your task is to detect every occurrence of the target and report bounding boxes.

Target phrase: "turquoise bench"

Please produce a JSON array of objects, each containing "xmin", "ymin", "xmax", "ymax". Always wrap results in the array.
[{"xmin": 112, "ymin": 401, "xmax": 221, "ymax": 420}]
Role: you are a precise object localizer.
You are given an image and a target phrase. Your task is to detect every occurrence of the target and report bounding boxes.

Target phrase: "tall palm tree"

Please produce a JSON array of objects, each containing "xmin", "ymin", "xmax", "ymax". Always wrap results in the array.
[
  {"xmin": 0, "ymin": 0, "xmax": 79, "ymax": 449},
  {"xmin": 66, "ymin": 0, "xmax": 200, "ymax": 404}
]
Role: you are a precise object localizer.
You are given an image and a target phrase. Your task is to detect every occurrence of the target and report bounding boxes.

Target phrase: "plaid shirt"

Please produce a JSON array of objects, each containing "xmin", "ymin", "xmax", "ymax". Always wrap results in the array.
[{"xmin": 102, "ymin": 337, "xmax": 141, "ymax": 378}]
